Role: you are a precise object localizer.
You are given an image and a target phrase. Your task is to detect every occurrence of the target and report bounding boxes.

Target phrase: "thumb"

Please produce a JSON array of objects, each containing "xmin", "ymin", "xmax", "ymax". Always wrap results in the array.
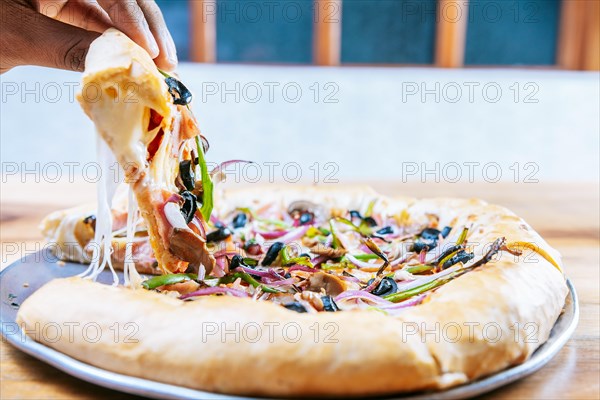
[{"xmin": 1, "ymin": 3, "xmax": 100, "ymax": 72}]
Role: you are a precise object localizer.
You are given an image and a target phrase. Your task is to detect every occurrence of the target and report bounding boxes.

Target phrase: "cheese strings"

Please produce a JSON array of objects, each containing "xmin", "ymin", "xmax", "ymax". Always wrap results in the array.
[
  {"xmin": 79, "ymin": 134, "xmax": 119, "ymax": 285},
  {"xmin": 124, "ymin": 186, "xmax": 143, "ymax": 288}
]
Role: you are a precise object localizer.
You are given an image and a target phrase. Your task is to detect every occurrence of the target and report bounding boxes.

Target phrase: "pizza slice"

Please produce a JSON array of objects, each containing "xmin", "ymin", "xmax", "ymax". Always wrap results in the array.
[{"xmin": 76, "ymin": 28, "xmax": 215, "ymax": 276}]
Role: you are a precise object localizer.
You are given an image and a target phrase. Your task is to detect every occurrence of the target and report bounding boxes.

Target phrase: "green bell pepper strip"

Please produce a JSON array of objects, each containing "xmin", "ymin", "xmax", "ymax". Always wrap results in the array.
[
  {"xmin": 220, "ymin": 272, "xmax": 282, "ymax": 293},
  {"xmin": 455, "ymin": 227, "xmax": 469, "ymax": 245},
  {"xmin": 142, "ymin": 273, "xmax": 198, "ymax": 290},
  {"xmin": 242, "ymin": 257, "xmax": 258, "ymax": 267},
  {"xmin": 318, "ymin": 227, "xmax": 331, "ymax": 236},
  {"xmin": 306, "ymin": 227, "xmax": 321, "ymax": 238},
  {"xmin": 195, "ymin": 135, "xmax": 213, "ymax": 222},
  {"xmin": 404, "ymin": 264, "xmax": 434, "ymax": 274},
  {"xmin": 383, "ymin": 277, "xmax": 448, "ymax": 303},
  {"xmin": 357, "ymin": 220, "xmax": 373, "ymax": 236},
  {"xmin": 329, "ymin": 220, "xmax": 343, "ymax": 249},
  {"xmin": 351, "ymin": 253, "xmax": 379, "ymax": 261},
  {"xmin": 321, "ymin": 261, "xmax": 355, "ymax": 270},
  {"xmin": 256, "ymin": 217, "xmax": 290, "ymax": 229},
  {"xmin": 437, "ymin": 249, "xmax": 461, "ymax": 268},
  {"xmin": 280, "ymin": 246, "xmax": 314, "ymax": 268},
  {"xmin": 334, "ymin": 217, "xmax": 359, "ymax": 232},
  {"xmin": 333, "ymin": 217, "xmax": 372, "ymax": 236},
  {"xmin": 365, "ymin": 199, "xmax": 377, "ymax": 217}
]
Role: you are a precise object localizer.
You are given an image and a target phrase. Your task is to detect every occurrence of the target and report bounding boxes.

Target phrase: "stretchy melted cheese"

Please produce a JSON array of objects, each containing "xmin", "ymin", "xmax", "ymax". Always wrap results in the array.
[{"xmin": 76, "ymin": 28, "xmax": 213, "ymax": 280}]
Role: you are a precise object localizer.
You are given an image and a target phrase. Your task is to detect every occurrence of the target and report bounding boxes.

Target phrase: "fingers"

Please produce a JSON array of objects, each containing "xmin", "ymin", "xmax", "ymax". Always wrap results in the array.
[
  {"xmin": 38, "ymin": 0, "xmax": 177, "ymax": 70},
  {"xmin": 97, "ymin": 0, "xmax": 159, "ymax": 58},
  {"xmin": 1, "ymin": 0, "xmax": 177, "ymax": 73},
  {"xmin": 54, "ymin": 0, "xmax": 113, "ymax": 33},
  {"xmin": 1, "ymin": 3, "xmax": 100, "ymax": 72},
  {"xmin": 137, "ymin": 0, "xmax": 177, "ymax": 71},
  {"xmin": 35, "ymin": 0, "xmax": 112, "ymax": 33}
]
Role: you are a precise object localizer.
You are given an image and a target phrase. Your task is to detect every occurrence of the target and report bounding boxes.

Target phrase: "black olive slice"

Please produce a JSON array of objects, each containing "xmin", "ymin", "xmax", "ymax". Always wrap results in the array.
[
  {"xmin": 261, "ymin": 242, "xmax": 284, "ymax": 266},
  {"xmin": 283, "ymin": 302, "xmax": 307, "ymax": 313},
  {"xmin": 299, "ymin": 212, "xmax": 313, "ymax": 225},
  {"xmin": 420, "ymin": 228, "xmax": 441, "ymax": 241},
  {"xmin": 165, "ymin": 77, "xmax": 192, "ymax": 105},
  {"xmin": 349, "ymin": 210, "xmax": 363, "ymax": 219},
  {"xmin": 206, "ymin": 227, "xmax": 232, "ymax": 242},
  {"xmin": 180, "ymin": 191, "xmax": 197, "ymax": 224},
  {"xmin": 368, "ymin": 277, "xmax": 398, "ymax": 297},
  {"xmin": 179, "ymin": 160, "xmax": 196, "ymax": 191},
  {"xmin": 441, "ymin": 250, "xmax": 474, "ymax": 269},
  {"xmin": 232, "ymin": 212, "xmax": 247, "ymax": 228},
  {"xmin": 433, "ymin": 245, "xmax": 463, "ymax": 265},
  {"xmin": 321, "ymin": 295, "xmax": 339, "ymax": 312},
  {"xmin": 228, "ymin": 255, "xmax": 243, "ymax": 270},
  {"xmin": 411, "ymin": 241, "xmax": 434, "ymax": 253},
  {"xmin": 441, "ymin": 226, "xmax": 452, "ymax": 238},
  {"xmin": 83, "ymin": 215, "xmax": 96, "ymax": 230},
  {"xmin": 376, "ymin": 226, "xmax": 393, "ymax": 235}
]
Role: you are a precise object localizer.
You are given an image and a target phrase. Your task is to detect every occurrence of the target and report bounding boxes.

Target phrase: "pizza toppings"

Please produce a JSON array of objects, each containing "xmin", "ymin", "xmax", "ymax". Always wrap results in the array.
[
  {"xmin": 75, "ymin": 31, "xmax": 551, "ymax": 310},
  {"xmin": 306, "ymin": 272, "xmax": 346, "ymax": 296},
  {"xmin": 261, "ymin": 242, "xmax": 285, "ymax": 266},
  {"xmin": 283, "ymin": 302, "xmax": 308, "ymax": 313},
  {"xmin": 141, "ymin": 195, "xmax": 533, "ymax": 315},
  {"xmin": 232, "ymin": 212, "xmax": 248, "ymax": 228},
  {"xmin": 368, "ymin": 277, "xmax": 397, "ymax": 297},
  {"xmin": 168, "ymin": 228, "xmax": 212, "ymax": 275},
  {"xmin": 321, "ymin": 295, "xmax": 340, "ymax": 312},
  {"xmin": 142, "ymin": 273, "xmax": 198, "ymax": 290},
  {"xmin": 158, "ymin": 69, "xmax": 193, "ymax": 106},
  {"xmin": 206, "ymin": 227, "xmax": 232, "ymax": 242},
  {"xmin": 178, "ymin": 160, "xmax": 196, "ymax": 191}
]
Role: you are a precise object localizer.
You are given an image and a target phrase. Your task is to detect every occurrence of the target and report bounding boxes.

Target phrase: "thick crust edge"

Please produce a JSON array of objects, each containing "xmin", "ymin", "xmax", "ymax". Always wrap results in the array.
[{"xmin": 20, "ymin": 186, "xmax": 568, "ymax": 397}]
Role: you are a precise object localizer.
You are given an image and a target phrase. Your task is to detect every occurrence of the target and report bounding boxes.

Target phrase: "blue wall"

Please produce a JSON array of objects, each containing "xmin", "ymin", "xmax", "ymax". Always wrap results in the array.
[
  {"xmin": 157, "ymin": 0, "xmax": 562, "ymax": 65},
  {"xmin": 465, "ymin": 0, "xmax": 561, "ymax": 65}
]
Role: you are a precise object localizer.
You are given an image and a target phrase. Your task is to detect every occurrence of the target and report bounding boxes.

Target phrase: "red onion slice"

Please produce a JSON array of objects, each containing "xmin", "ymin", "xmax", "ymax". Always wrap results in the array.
[
  {"xmin": 345, "ymin": 254, "xmax": 381, "ymax": 269},
  {"xmin": 262, "ymin": 277, "xmax": 295, "ymax": 286},
  {"xmin": 379, "ymin": 294, "xmax": 427, "ymax": 310},
  {"xmin": 254, "ymin": 230, "xmax": 289, "ymax": 240},
  {"xmin": 311, "ymin": 255, "xmax": 328, "ymax": 268},
  {"xmin": 339, "ymin": 274, "xmax": 360, "ymax": 283},
  {"xmin": 210, "ymin": 160, "xmax": 253, "ymax": 178},
  {"xmin": 237, "ymin": 266, "xmax": 284, "ymax": 280},
  {"xmin": 213, "ymin": 249, "xmax": 243, "ymax": 259},
  {"xmin": 288, "ymin": 265, "xmax": 318, "ymax": 273},
  {"xmin": 180, "ymin": 286, "xmax": 249, "ymax": 299},
  {"xmin": 277, "ymin": 226, "xmax": 309, "ymax": 244},
  {"xmin": 394, "ymin": 264, "xmax": 463, "ymax": 293},
  {"xmin": 164, "ymin": 202, "xmax": 192, "ymax": 231},
  {"xmin": 334, "ymin": 290, "xmax": 393, "ymax": 306}
]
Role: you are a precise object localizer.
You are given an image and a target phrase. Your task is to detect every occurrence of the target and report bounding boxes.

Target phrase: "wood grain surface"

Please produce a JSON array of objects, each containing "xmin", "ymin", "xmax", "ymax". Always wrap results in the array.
[{"xmin": 1, "ymin": 179, "xmax": 598, "ymax": 399}]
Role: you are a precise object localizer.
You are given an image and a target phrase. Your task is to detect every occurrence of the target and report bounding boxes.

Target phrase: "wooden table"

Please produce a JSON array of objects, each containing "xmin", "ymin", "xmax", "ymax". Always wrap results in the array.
[{"xmin": 1, "ymin": 179, "xmax": 598, "ymax": 399}]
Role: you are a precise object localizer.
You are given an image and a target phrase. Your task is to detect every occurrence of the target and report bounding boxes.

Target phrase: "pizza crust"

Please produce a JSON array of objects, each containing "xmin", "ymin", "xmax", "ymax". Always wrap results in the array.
[{"xmin": 17, "ymin": 186, "xmax": 568, "ymax": 397}]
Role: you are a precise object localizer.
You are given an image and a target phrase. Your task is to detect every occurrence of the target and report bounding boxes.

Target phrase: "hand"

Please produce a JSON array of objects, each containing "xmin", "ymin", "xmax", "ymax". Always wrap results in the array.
[{"xmin": 0, "ymin": 0, "xmax": 177, "ymax": 73}]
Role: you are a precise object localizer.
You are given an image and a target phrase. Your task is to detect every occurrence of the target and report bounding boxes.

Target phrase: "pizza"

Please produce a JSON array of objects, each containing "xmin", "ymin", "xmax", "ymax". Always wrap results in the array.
[
  {"xmin": 15, "ymin": 29, "xmax": 568, "ymax": 397},
  {"xmin": 74, "ymin": 28, "xmax": 215, "ymax": 282}
]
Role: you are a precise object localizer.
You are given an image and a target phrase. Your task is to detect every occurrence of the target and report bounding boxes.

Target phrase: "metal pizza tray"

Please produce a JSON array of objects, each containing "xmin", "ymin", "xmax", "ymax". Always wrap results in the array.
[{"xmin": 1, "ymin": 252, "xmax": 579, "ymax": 400}]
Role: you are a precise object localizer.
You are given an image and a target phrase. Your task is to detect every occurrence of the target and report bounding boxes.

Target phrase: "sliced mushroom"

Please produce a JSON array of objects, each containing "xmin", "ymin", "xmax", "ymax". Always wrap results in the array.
[
  {"xmin": 159, "ymin": 280, "xmax": 201, "ymax": 295},
  {"xmin": 268, "ymin": 292, "xmax": 297, "ymax": 305},
  {"xmin": 169, "ymin": 228, "xmax": 215, "ymax": 275},
  {"xmin": 287, "ymin": 200, "xmax": 327, "ymax": 222},
  {"xmin": 306, "ymin": 272, "xmax": 346, "ymax": 297},
  {"xmin": 309, "ymin": 244, "xmax": 347, "ymax": 258},
  {"xmin": 300, "ymin": 291, "xmax": 324, "ymax": 311}
]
